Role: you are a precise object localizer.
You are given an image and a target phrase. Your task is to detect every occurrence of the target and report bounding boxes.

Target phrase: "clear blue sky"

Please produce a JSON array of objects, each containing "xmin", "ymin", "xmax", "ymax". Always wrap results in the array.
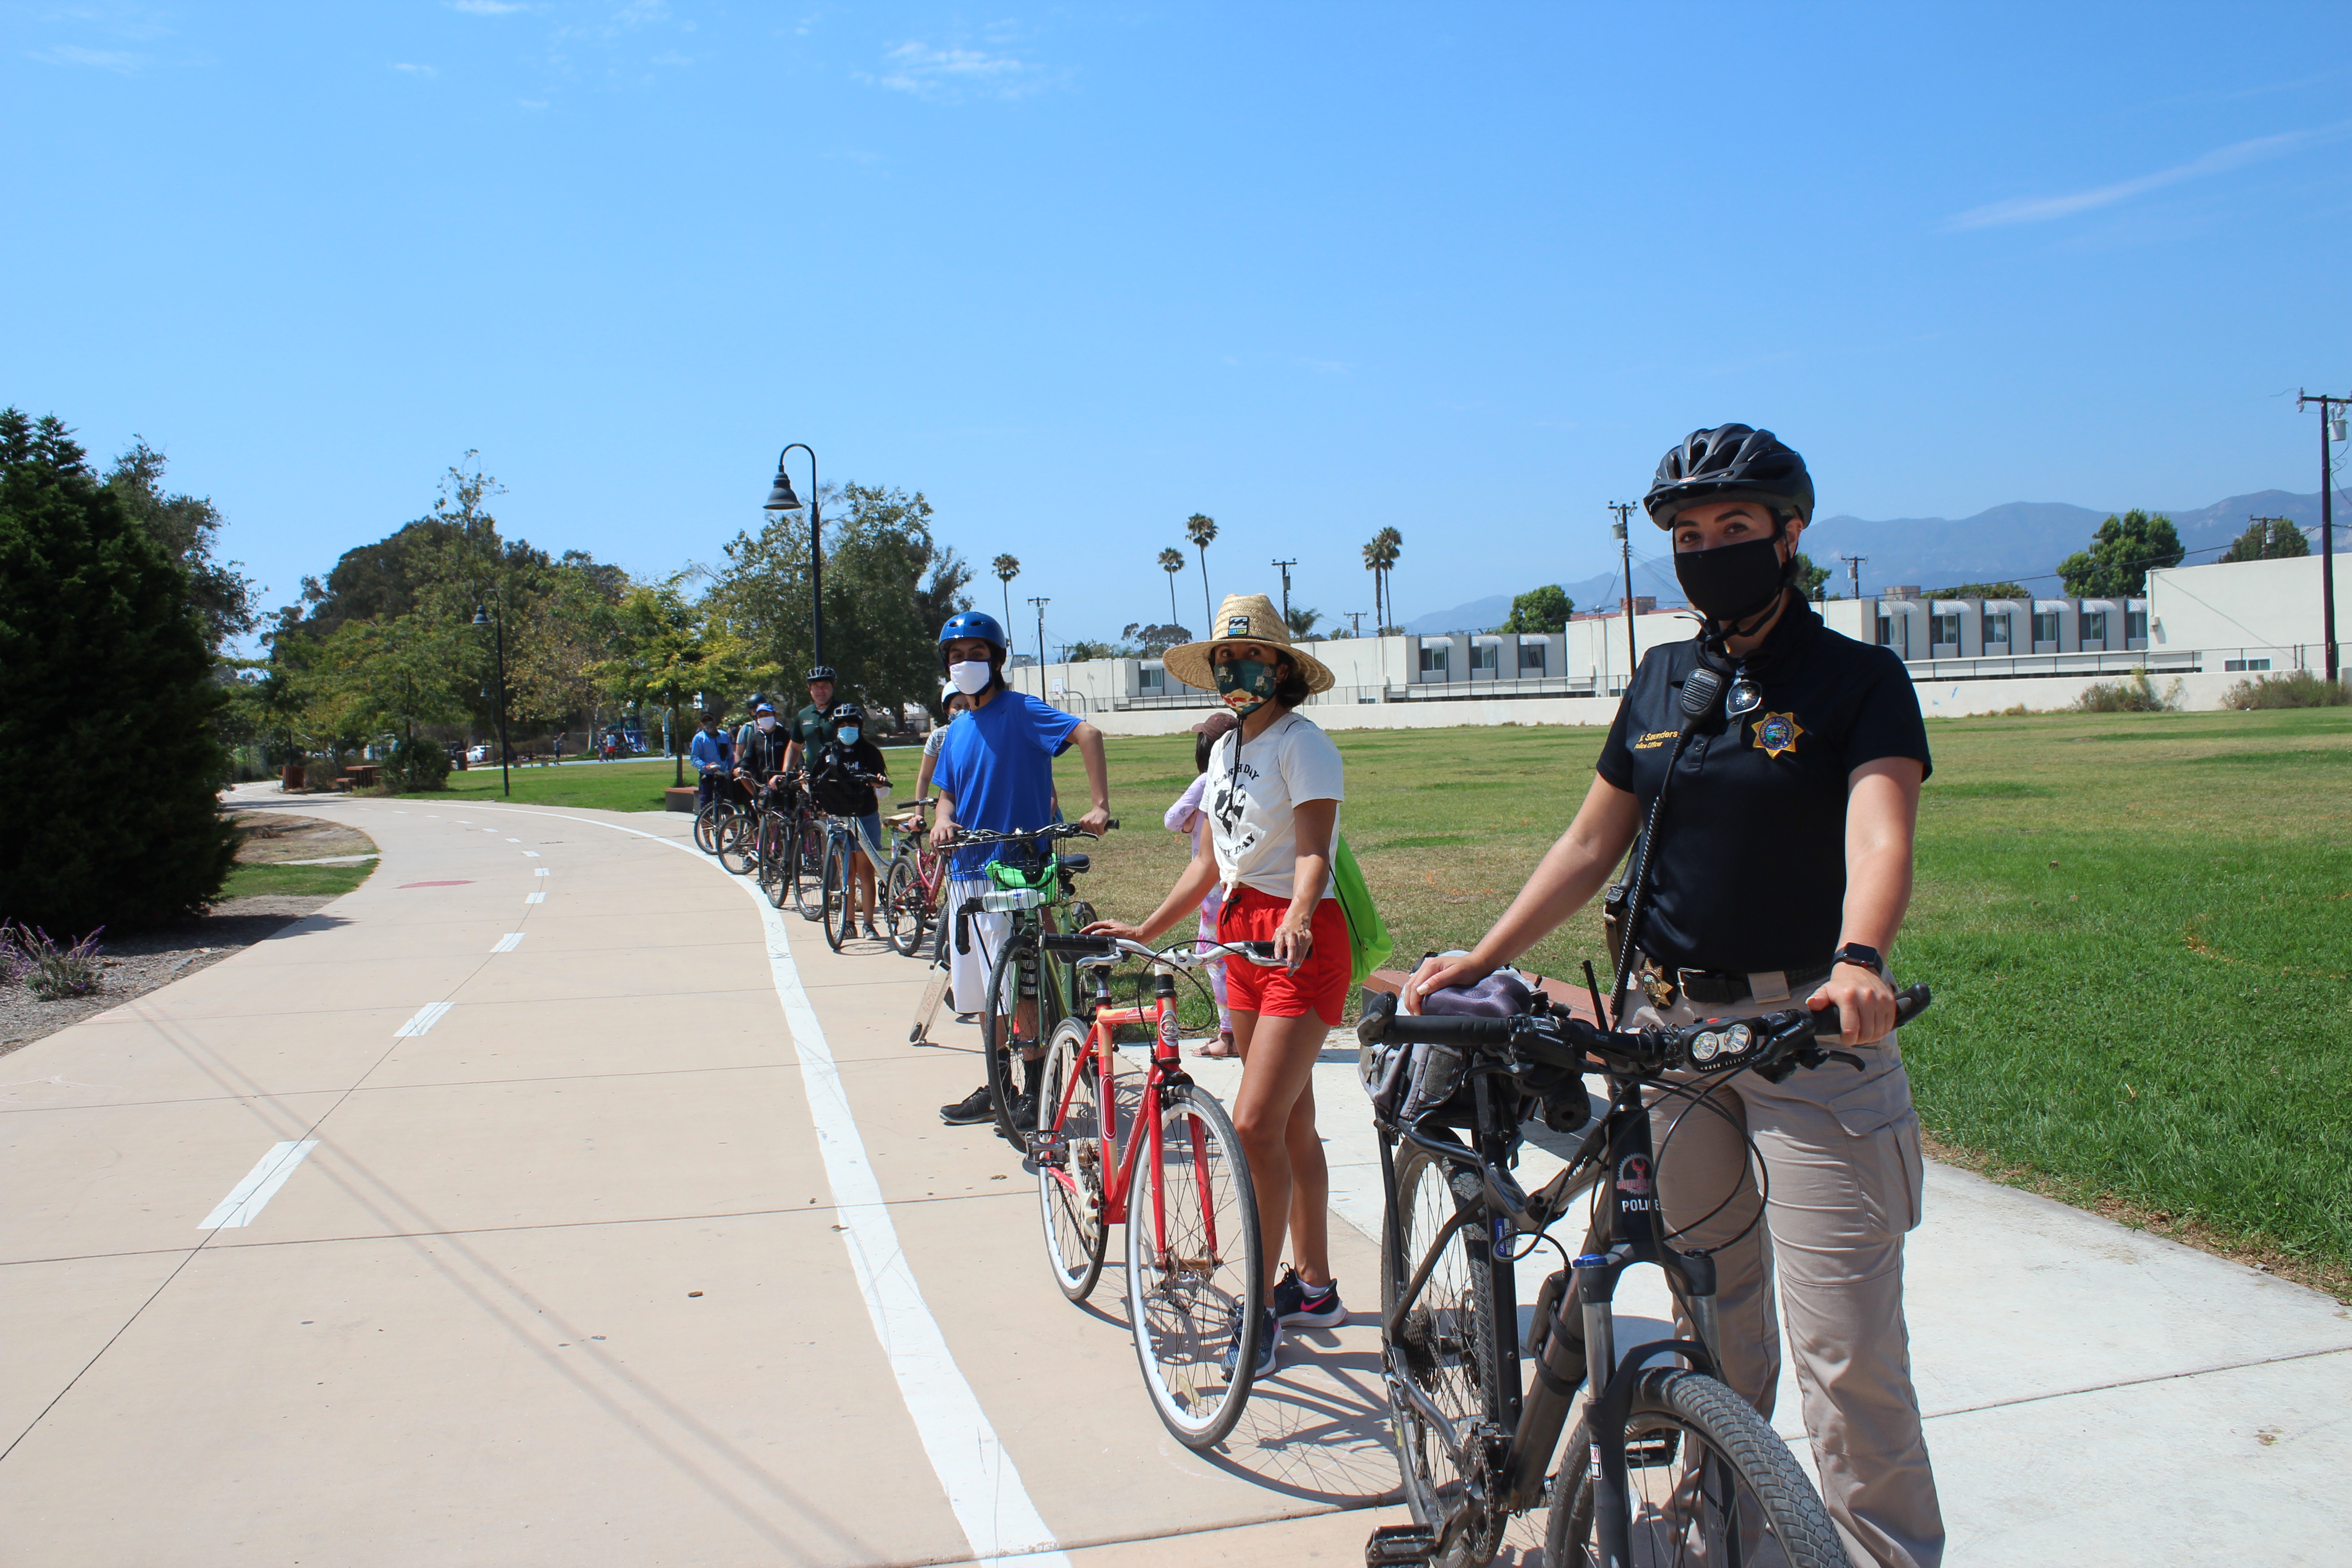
[{"xmin": 7, "ymin": 3, "xmax": 2349, "ymax": 653}]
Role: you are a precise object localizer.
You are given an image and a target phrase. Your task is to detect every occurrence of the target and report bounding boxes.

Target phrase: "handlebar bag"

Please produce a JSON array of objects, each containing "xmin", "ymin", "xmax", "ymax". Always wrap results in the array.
[{"xmin": 1360, "ymin": 971, "xmax": 1535, "ymax": 1123}]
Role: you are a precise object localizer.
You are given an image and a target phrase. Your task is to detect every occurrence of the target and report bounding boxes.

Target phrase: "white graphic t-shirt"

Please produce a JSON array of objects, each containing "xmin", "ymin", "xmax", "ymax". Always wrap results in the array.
[{"xmin": 1205, "ymin": 710, "xmax": 1346, "ymax": 902}]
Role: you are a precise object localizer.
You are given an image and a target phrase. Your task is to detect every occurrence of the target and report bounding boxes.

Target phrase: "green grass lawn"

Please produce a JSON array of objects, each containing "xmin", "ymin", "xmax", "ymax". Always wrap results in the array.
[
  {"xmin": 431, "ymin": 757, "xmax": 696, "ymax": 813},
  {"xmin": 220, "ymin": 860, "xmax": 377, "ymax": 899},
  {"xmin": 1059, "ymin": 708, "xmax": 2352, "ymax": 1285}
]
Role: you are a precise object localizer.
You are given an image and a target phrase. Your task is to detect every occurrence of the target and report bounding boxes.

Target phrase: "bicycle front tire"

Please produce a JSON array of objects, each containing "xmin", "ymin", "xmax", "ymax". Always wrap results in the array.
[
  {"xmin": 1543, "ymin": 1368, "xmax": 1848, "ymax": 1568},
  {"xmin": 1034, "ymin": 1018, "xmax": 1109, "ymax": 1302},
  {"xmin": 1125, "ymin": 1083, "xmax": 1262, "ymax": 1449},
  {"xmin": 1384, "ymin": 1140, "xmax": 1509, "ymax": 1567},
  {"xmin": 692, "ymin": 803, "xmax": 719, "ymax": 854},
  {"xmin": 882, "ymin": 858, "xmax": 925, "ymax": 955},
  {"xmin": 792, "ymin": 815, "xmax": 826, "ymax": 922},
  {"xmin": 821, "ymin": 838, "xmax": 849, "ymax": 953},
  {"xmin": 715, "ymin": 811, "xmax": 755, "ymax": 877}
]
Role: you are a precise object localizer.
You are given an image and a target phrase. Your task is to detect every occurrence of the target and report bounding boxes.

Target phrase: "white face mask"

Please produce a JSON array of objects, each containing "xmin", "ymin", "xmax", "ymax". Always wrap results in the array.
[
  {"xmin": 755, "ymin": 715, "xmax": 776, "ymax": 732},
  {"xmin": 948, "ymin": 660, "xmax": 992, "ymax": 696}
]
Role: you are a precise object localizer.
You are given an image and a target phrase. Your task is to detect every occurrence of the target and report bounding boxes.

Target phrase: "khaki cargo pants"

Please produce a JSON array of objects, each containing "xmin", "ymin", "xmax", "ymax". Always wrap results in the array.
[{"xmin": 1605, "ymin": 975, "xmax": 1945, "ymax": 1568}]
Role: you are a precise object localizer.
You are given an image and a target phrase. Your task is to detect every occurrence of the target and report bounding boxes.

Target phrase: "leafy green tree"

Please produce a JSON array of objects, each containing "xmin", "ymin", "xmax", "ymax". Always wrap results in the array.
[
  {"xmin": 1790, "ymin": 551, "xmax": 1832, "ymax": 600},
  {"xmin": 314, "ymin": 612, "xmax": 472, "ymax": 747},
  {"xmin": 2221, "ymin": 518, "xmax": 2310, "ymax": 563},
  {"xmin": 1064, "ymin": 639, "xmax": 1116, "ymax": 662},
  {"xmin": 2058, "ymin": 509, "xmax": 2184, "ymax": 597},
  {"xmin": 1503, "ymin": 584, "xmax": 1573, "ymax": 633},
  {"xmin": 104, "ymin": 440, "xmax": 257, "ymax": 658},
  {"xmin": 597, "ymin": 579, "xmax": 774, "ymax": 784},
  {"xmin": 709, "ymin": 482, "xmax": 968, "ymax": 729},
  {"xmin": 1285, "ymin": 605, "xmax": 1323, "ymax": 638},
  {"xmin": 0, "ymin": 410, "xmax": 237, "ymax": 933},
  {"xmin": 1118, "ymin": 622, "xmax": 1191, "ymax": 656},
  {"xmin": 1929, "ymin": 581, "xmax": 2032, "ymax": 599}
]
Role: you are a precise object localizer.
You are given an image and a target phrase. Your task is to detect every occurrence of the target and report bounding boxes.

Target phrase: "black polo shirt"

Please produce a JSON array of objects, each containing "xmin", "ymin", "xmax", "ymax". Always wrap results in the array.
[{"xmin": 1595, "ymin": 598, "xmax": 1931, "ymax": 975}]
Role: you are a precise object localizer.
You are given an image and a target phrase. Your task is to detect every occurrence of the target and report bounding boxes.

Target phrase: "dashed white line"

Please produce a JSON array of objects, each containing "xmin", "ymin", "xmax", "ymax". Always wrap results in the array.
[
  {"xmin": 534, "ymin": 867, "xmax": 550, "ymax": 877},
  {"xmin": 394, "ymin": 1001, "xmax": 454, "ymax": 1037},
  {"xmin": 505, "ymin": 837, "xmax": 521, "ymax": 843},
  {"xmin": 490, "ymin": 933, "xmax": 524, "ymax": 953},
  {"xmin": 524, "ymin": 851, "xmax": 540, "ymax": 858},
  {"xmin": 199, "ymin": 1142, "xmax": 319, "ymax": 1229},
  {"xmin": 526, "ymin": 892, "xmax": 545, "ymax": 904}
]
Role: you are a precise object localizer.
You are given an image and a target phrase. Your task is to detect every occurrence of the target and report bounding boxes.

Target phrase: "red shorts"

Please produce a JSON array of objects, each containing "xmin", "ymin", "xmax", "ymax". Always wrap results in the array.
[{"xmin": 1218, "ymin": 887, "xmax": 1351, "ymax": 1024}]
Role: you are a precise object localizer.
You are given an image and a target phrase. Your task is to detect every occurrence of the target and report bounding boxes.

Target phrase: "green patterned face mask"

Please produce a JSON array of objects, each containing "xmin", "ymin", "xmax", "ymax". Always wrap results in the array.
[{"xmin": 1214, "ymin": 657, "xmax": 1276, "ymax": 716}]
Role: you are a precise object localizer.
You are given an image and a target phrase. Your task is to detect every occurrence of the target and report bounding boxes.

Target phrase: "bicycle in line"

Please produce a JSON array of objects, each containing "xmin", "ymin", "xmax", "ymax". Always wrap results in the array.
[
  {"xmin": 878, "ymin": 798, "xmax": 950, "ymax": 958},
  {"xmin": 942, "ymin": 822, "xmax": 1109, "ymax": 1145},
  {"xmin": 1358, "ymin": 974, "xmax": 1932, "ymax": 1568},
  {"xmin": 1027, "ymin": 931, "xmax": 1294, "ymax": 1448},
  {"xmin": 814, "ymin": 779, "xmax": 891, "ymax": 953},
  {"xmin": 696, "ymin": 780, "xmax": 751, "ymax": 859}
]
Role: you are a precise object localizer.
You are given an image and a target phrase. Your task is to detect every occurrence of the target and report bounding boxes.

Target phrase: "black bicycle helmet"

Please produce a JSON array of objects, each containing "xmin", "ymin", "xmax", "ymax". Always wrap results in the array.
[
  {"xmin": 805, "ymin": 665, "xmax": 837, "ymax": 683},
  {"xmin": 829, "ymin": 701, "xmax": 863, "ymax": 723},
  {"xmin": 1643, "ymin": 424, "xmax": 1814, "ymax": 531}
]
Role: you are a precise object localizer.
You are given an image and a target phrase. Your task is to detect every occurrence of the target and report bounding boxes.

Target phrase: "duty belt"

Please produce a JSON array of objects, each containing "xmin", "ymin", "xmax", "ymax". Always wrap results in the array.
[{"xmin": 1630, "ymin": 954, "xmax": 1838, "ymax": 1010}]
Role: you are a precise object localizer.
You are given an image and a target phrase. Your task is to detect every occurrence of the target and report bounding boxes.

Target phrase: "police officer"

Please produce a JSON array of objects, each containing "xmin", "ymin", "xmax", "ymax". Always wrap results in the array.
[
  {"xmin": 1408, "ymin": 425, "xmax": 1941, "ymax": 1568},
  {"xmin": 781, "ymin": 665, "xmax": 840, "ymax": 779}
]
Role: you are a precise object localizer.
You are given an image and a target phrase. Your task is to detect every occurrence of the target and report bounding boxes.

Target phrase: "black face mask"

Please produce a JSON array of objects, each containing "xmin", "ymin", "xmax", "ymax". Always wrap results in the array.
[{"xmin": 1673, "ymin": 536, "xmax": 1789, "ymax": 625}]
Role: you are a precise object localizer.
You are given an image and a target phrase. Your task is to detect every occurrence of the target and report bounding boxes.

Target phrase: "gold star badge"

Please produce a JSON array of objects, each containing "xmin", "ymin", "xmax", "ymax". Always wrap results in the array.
[{"xmin": 1751, "ymin": 711, "xmax": 1805, "ymax": 758}]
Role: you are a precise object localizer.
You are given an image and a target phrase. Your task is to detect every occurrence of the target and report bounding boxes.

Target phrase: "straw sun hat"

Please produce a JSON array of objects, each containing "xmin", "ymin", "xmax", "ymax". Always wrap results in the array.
[{"xmin": 1161, "ymin": 593, "xmax": 1336, "ymax": 701}]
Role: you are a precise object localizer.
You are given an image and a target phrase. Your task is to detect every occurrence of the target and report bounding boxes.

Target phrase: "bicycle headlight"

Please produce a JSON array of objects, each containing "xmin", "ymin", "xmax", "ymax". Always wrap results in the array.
[
  {"xmin": 1690, "ymin": 1030, "xmax": 1723, "ymax": 1063},
  {"xmin": 1725, "ymin": 1023, "xmax": 1752, "ymax": 1057}
]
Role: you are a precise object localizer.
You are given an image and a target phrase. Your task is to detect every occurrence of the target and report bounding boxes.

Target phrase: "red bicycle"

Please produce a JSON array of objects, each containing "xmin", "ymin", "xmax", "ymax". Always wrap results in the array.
[
  {"xmin": 879, "ymin": 797, "xmax": 948, "ymax": 958},
  {"xmin": 1028, "ymin": 932, "xmax": 1291, "ymax": 1448}
]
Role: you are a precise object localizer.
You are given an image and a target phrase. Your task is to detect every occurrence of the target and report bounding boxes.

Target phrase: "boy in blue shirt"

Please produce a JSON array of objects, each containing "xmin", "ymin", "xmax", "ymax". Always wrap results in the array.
[{"xmin": 929, "ymin": 611, "xmax": 1111, "ymax": 1126}]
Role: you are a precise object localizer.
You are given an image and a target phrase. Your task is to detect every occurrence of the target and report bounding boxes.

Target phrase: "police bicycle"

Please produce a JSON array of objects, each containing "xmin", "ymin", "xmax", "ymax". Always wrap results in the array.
[
  {"xmin": 944, "ymin": 822, "xmax": 1109, "ymax": 1146},
  {"xmin": 1358, "ymin": 975, "xmax": 1931, "ymax": 1568}
]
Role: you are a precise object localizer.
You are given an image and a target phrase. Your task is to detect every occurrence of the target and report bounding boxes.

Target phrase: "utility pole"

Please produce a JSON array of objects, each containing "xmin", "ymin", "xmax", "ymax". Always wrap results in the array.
[
  {"xmin": 2296, "ymin": 391, "xmax": 2347, "ymax": 681},
  {"xmin": 1271, "ymin": 559, "xmax": 1298, "ymax": 627},
  {"xmin": 1840, "ymin": 553, "xmax": 1867, "ymax": 602},
  {"xmin": 1607, "ymin": 502, "xmax": 1638, "ymax": 684},
  {"xmin": 1028, "ymin": 597, "xmax": 1051, "ymax": 695},
  {"xmin": 1348, "ymin": 611, "xmax": 1364, "ymax": 637}
]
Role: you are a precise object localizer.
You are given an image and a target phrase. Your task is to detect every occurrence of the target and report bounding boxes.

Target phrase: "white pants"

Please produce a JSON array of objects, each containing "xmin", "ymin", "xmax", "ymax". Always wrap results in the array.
[{"xmin": 947, "ymin": 877, "xmax": 1009, "ymax": 1017}]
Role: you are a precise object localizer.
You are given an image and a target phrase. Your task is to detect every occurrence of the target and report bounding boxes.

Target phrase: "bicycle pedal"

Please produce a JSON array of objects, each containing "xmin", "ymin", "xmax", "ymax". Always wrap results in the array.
[
  {"xmin": 1626, "ymin": 1429, "xmax": 1681, "ymax": 1468},
  {"xmin": 1027, "ymin": 1131, "xmax": 1068, "ymax": 1162},
  {"xmin": 1364, "ymin": 1524, "xmax": 1439, "ymax": 1567}
]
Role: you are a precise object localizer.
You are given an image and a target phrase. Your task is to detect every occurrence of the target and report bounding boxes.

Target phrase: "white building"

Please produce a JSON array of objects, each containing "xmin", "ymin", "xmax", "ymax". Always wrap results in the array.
[{"xmin": 1014, "ymin": 559, "xmax": 2345, "ymax": 733}]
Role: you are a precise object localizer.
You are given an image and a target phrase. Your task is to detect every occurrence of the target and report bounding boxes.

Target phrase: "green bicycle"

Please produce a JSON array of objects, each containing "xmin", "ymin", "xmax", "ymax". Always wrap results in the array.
[{"xmin": 945, "ymin": 822, "xmax": 1110, "ymax": 1147}]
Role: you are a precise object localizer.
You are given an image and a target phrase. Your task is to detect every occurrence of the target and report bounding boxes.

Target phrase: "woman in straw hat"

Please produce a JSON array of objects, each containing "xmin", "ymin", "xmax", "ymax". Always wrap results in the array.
[{"xmin": 1087, "ymin": 593, "xmax": 1351, "ymax": 1377}]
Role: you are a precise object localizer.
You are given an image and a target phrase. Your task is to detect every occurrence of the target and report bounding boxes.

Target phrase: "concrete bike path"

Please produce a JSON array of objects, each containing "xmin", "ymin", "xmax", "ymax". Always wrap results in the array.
[{"xmin": 0, "ymin": 793, "xmax": 1417, "ymax": 1567}]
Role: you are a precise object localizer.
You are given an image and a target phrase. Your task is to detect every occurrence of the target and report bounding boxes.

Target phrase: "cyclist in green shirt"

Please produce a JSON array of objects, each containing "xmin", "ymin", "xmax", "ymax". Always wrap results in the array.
[{"xmin": 781, "ymin": 665, "xmax": 839, "ymax": 777}]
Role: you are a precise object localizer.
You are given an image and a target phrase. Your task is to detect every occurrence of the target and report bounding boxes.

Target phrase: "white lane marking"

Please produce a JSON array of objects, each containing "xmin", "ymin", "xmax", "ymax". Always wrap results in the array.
[
  {"xmin": 505, "ymin": 837, "xmax": 521, "ymax": 843},
  {"xmin": 394, "ymin": 1001, "xmax": 453, "ymax": 1037},
  {"xmin": 534, "ymin": 867, "xmax": 550, "ymax": 876},
  {"xmin": 466, "ymin": 803, "xmax": 1071, "ymax": 1567},
  {"xmin": 526, "ymin": 892, "xmax": 545, "ymax": 904},
  {"xmin": 524, "ymin": 851, "xmax": 540, "ymax": 858},
  {"xmin": 483, "ymin": 829, "xmax": 499, "ymax": 835},
  {"xmin": 491, "ymin": 933, "xmax": 524, "ymax": 953},
  {"xmin": 199, "ymin": 1141, "xmax": 319, "ymax": 1229}
]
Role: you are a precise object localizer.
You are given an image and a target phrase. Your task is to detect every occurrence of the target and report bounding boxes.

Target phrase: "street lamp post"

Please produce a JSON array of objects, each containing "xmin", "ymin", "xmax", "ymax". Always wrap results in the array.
[
  {"xmin": 763, "ymin": 445, "xmax": 825, "ymax": 667},
  {"xmin": 2295, "ymin": 392, "xmax": 2347, "ymax": 682},
  {"xmin": 471, "ymin": 591, "xmax": 511, "ymax": 799}
]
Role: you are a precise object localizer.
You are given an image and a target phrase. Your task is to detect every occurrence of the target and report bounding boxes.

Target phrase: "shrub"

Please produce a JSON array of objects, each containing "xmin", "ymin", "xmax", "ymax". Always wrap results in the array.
[
  {"xmin": 385, "ymin": 735, "xmax": 453, "ymax": 793},
  {"xmin": 0, "ymin": 922, "xmax": 106, "ymax": 999},
  {"xmin": 0, "ymin": 411, "xmax": 238, "ymax": 932},
  {"xmin": 2223, "ymin": 669, "xmax": 2350, "ymax": 710},
  {"xmin": 2073, "ymin": 669, "xmax": 2175, "ymax": 713}
]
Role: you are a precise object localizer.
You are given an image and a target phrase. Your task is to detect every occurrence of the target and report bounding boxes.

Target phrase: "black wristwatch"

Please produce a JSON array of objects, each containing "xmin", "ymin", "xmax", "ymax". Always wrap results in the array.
[{"xmin": 1830, "ymin": 943, "xmax": 1883, "ymax": 973}]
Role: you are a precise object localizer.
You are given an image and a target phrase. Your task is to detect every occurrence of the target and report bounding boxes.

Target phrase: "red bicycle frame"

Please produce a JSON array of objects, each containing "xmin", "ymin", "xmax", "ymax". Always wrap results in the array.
[{"xmin": 1042, "ymin": 967, "xmax": 1221, "ymax": 1262}]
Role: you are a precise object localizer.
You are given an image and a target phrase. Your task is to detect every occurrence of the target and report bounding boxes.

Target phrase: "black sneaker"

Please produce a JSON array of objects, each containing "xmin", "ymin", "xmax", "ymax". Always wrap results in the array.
[
  {"xmin": 940, "ymin": 1086, "xmax": 994, "ymax": 1124},
  {"xmin": 1222, "ymin": 1303, "xmax": 1279, "ymax": 1379},
  {"xmin": 1271, "ymin": 1269, "xmax": 1347, "ymax": 1328},
  {"xmin": 1010, "ymin": 1092, "xmax": 1038, "ymax": 1131}
]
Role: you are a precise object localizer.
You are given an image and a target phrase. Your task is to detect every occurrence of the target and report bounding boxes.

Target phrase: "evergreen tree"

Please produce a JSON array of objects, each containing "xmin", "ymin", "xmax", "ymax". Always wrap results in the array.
[
  {"xmin": 2220, "ymin": 517, "xmax": 2310, "ymax": 563},
  {"xmin": 0, "ymin": 410, "xmax": 237, "ymax": 934}
]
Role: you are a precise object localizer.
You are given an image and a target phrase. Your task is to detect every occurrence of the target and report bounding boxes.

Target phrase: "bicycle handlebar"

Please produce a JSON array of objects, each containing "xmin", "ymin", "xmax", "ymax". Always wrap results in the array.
[
  {"xmin": 1359, "ymin": 984, "xmax": 1932, "ymax": 1083},
  {"xmin": 1038, "ymin": 934, "xmax": 1290, "ymax": 970},
  {"xmin": 942, "ymin": 821, "xmax": 1116, "ymax": 848}
]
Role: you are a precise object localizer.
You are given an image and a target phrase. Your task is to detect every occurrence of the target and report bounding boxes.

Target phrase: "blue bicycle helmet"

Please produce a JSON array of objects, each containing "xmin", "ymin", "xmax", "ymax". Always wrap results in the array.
[{"xmin": 937, "ymin": 610, "xmax": 1007, "ymax": 655}]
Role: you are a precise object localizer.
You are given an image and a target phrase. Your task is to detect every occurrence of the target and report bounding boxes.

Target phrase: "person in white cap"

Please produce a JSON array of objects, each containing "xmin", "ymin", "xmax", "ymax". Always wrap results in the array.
[
  {"xmin": 1088, "ymin": 593, "xmax": 1351, "ymax": 1379},
  {"xmin": 914, "ymin": 677, "xmax": 973, "ymax": 815}
]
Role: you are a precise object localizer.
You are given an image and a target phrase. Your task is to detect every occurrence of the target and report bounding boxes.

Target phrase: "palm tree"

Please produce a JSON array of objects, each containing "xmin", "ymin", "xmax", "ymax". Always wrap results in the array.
[
  {"xmin": 1362, "ymin": 530, "xmax": 1401, "ymax": 633},
  {"xmin": 992, "ymin": 554, "xmax": 1020, "ymax": 630},
  {"xmin": 1285, "ymin": 605, "xmax": 1322, "ymax": 638},
  {"xmin": 1157, "ymin": 547, "xmax": 1186, "ymax": 628},
  {"xmin": 1185, "ymin": 513, "xmax": 1218, "ymax": 625},
  {"xmin": 1372, "ymin": 527, "xmax": 1403, "ymax": 632}
]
